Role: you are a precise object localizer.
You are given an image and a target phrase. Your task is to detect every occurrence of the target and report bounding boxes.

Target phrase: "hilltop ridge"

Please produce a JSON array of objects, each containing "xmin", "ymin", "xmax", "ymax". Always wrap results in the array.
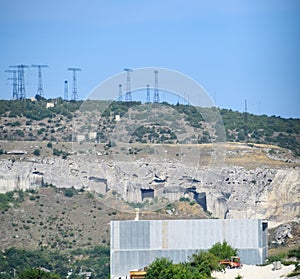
[{"xmin": 0, "ymin": 99, "xmax": 299, "ymax": 155}]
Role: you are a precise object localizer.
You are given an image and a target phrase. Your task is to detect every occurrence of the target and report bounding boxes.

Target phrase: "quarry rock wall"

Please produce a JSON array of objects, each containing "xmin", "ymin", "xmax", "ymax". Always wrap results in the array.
[{"xmin": 0, "ymin": 156, "xmax": 299, "ymax": 223}]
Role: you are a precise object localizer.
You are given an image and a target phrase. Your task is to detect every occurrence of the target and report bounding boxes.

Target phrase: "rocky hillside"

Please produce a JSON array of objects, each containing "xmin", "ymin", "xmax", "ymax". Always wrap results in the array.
[
  {"xmin": 0, "ymin": 99, "xmax": 299, "ymax": 231},
  {"xmin": 0, "ymin": 99, "xmax": 299, "ymax": 155},
  {"xmin": 0, "ymin": 140, "xmax": 299, "ymax": 225},
  {"xmin": 0, "ymin": 99, "xmax": 299, "ymax": 278},
  {"xmin": 0, "ymin": 99, "xmax": 299, "ymax": 224},
  {"xmin": 0, "ymin": 185, "xmax": 207, "ymax": 252}
]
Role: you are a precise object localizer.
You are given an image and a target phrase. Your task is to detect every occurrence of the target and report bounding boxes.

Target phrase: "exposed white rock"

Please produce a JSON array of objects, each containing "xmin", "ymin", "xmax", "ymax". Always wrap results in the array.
[
  {"xmin": 275, "ymin": 223, "xmax": 293, "ymax": 245},
  {"xmin": 0, "ymin": 155, "xmax": 299, "ymax": 223}
]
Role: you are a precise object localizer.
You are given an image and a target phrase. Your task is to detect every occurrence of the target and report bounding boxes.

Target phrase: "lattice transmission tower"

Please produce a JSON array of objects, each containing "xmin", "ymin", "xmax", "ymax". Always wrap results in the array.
[
  {"xmin": 9, "ymin": 64, "xmax": 29, "ymax": 99},
  {"xmin": 124, "ymin": 68, "xmax": 132, "ymax": 102},
  {"xmin": 32, "ymin": 64, "xmax": 48, "ymax": 97},
  {"xmin": 5, "ymin": 69, "xmax": 18, "ymax": 99},
  {"xmin": 67, "ymin": 67, "xmax": 81, "ymax": 101}
]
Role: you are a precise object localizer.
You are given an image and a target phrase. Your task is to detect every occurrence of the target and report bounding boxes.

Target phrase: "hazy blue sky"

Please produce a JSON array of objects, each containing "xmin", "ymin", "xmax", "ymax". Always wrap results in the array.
[{"xmin": 0, "ymin": 0, "xmax": 299, "ymax": 118}]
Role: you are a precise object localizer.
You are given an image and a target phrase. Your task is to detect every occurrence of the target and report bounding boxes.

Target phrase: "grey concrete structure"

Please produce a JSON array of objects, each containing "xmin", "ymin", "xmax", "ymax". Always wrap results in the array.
[{"xmin": 110, "ymin": 219, "xmax": 268, "ymax": 279}]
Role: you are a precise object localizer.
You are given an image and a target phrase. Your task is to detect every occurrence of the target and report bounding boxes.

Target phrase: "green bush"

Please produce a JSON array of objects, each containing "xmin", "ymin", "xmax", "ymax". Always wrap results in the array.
[
  {"xmin": 0, "ymin": 190, "xmax": 24, "ymax": 211},
  {"xmin": 33, "ymin": 149, "xmax": 41, "ymax": 156},
  {"xmin": 288, "ymin": 247, "xmax": 300, "ymax": 260},
  {"xmin": 208, "ymin": 241, "xmax": 237, "ymax": 260},
  {"xmin": 15, "ymin": 130, "xmax": 24, "ymax": 137},
  {"xmin": 53, "ymin": 149, "xmax": 61, "ymax": 156},
  {"xmin": 145, "ymin": 258, "xmax": 177, "ymax": 279},
  {"xmin": 179, "ymin": 197, "xmax": 190, "ymax": 202},
  {"xmin": 145, "ymin": 251, "xmax": 223, "ymax": 279},
  {"xmin": 189, "ymin": 200, "xmax": 196, "ymax": 206},
  {"xmin": 19, "ymin": 268, "xmax": 60, "ymax": 279},
  {"xmin": 64, "ymin": 188, "xmax": 76, "ymax": 198},
  {"xmin": 267, "ymin": 253, "xmax": 286, "ymax": 263}
]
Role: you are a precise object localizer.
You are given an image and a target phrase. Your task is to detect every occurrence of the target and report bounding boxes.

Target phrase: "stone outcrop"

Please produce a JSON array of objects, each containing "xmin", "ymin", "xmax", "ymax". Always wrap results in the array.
[
  {"xmin": 274, "ymin": 223, "xmax": 293, "ymax": 245},
  {"xmin": 0, "ymin": 159, "xmax": 43, "ymax": 192},
  {"xmin": 0, "ymin": 155, "xmax": 299, "ymax": 224}
]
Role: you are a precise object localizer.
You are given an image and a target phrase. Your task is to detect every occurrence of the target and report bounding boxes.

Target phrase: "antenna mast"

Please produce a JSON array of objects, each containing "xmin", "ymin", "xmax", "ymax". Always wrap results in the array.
[
  {"xmin": 5, "ymin": 69, "xmax": 18, "ymax": 99},
  {"xmin": 119, "ymin": 84, "xmax": 122, "ymax": 101},
  {"xmin": 32, "ymin": 64, "xmax": 48, "ymax": 97},
  {"xmin": 153, "ymin": 70, "xmax": 159, "ymax": 103},
  {"xmin": 124, "ymin": 68, "xmax": 132, "ymax": 102},
  {"xmin": 64, "ymin": 80, "xmax": 68, "ymax": 100},
  {"xmin": 67, "ymin": 67, "xmax": 81, "ymax": 101},
  {"xmin": 10, "ymin": 64, "xmax": 29, "ymax": 99}
]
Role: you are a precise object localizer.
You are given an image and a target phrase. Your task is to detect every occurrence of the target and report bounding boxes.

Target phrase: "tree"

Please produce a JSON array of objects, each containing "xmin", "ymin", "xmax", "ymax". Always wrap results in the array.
[
  {"xmin": 52, "ymin": 149, "xmax": 61, "ymax": 156},
  {"xmin": 64, "ymin": 188, "xmax": 75, "ymax": 198},
  {"xmin": 33, "ymin": 149, "xmax": 41, "ymax": 156},
  {"xmin": 47, "ymin": 142, "xmax": 53, "ymax": 148},
  {"xmin": 19, "ymin": 268, "xmax": 60, "ymax": 279},
  {"xmin": 145, "ymin": 252, "xmax": 223, "ymax": 279},
  {"xmin": 172, "ymin": 263, "xmax": 207, "ymax": 279},
  {"xmin": 189, "ymin": 251, "xmax": 222, "ymax": 277},
  {"xmin": 145, "ymin": 258, "xmax": 177, "ymax": 279},
  {"xmin": 0, "ymin": 273, "xmax": 11, "ymax": 279},
  {"xmin": 208, "ymin": 241, "xmax": 237, "ymax": 260}
]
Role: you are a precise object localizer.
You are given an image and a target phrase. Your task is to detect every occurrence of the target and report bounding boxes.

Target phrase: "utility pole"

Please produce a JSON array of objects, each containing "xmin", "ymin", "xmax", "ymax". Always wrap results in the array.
[
  {"xmin": 119, "ymin": 84, "xmax": 122, "ymax": 101},
  {"xmin": 31, "ymin": 64, "xmax": 48, "ymax": 97},
  {"xmin": 64, "ymin": 80, "xmax": 68, "ymax": 100},
  {"xmin": 124, "ymin": 68, "xmax": 132, "ymax": 102},
  {"xmin": 67, "ymin": 67, "xmax": 81, "ymax": 101},
  {"xmin": 5, "ymin": 69, "xmax": 18, "ymax": 99}
]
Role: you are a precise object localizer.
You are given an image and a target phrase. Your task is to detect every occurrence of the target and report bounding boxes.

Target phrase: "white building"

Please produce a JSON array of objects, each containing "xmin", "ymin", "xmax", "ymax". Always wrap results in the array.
[
  {"xmin": 46, "ymin": 102, "xmax": 54, "ymax": 108},
  {"xmin": 110, "ymin": 219, "xmax": 268, "ymax": 279}
]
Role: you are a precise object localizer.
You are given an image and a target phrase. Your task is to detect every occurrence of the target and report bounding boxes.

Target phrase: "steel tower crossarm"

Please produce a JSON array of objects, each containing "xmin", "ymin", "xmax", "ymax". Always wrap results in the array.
[
  {"xmin": 67, "ymin": 67, "xmax": 81, "ymax": 101},
  {"xmin": 32, "ymin": 64, "xmax": 48, "ymax": 97}
]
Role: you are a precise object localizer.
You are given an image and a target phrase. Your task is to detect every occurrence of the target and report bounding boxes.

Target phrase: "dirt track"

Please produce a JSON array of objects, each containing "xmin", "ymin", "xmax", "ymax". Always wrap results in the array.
[{"xmin": 213, "ymin": 264, "xmax": 295, "ymax": 279}]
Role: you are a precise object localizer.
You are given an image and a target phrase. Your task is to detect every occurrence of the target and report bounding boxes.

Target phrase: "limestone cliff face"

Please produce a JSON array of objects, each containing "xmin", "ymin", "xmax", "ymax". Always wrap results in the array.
[
  {"xmin": 0, "ymin": 172, "xmax": 43, "ymax": 193},
  {"xmin": 207, "ymin": 168, "xmax": 299, "ymax": 222},
  {"xmin": 0, "ymin": 159, "xmax": 44, "ymax": 192},
  {"xmin": 264, "ymin": 169, "xmax": 300, "ymax": 221},
  {"xmin": 0, "ymin": 156, "xmax": 299, "ymax": 224}
]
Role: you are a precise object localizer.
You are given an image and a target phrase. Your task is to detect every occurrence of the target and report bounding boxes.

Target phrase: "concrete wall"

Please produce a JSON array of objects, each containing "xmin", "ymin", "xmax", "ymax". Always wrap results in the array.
[{"xmin": 110, "ymin": 219, "xmax": 268, "ymax": 279}]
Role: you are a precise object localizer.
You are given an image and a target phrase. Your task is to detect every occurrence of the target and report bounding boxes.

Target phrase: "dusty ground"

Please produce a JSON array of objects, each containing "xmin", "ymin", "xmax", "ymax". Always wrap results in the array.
[
  {"xmin": 212, "ymin": 264, "xmax": 296, "ymax": 279},
  {"xmin": 0, "ymin": 140, "xmax": 298, "ymax": 169}
]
